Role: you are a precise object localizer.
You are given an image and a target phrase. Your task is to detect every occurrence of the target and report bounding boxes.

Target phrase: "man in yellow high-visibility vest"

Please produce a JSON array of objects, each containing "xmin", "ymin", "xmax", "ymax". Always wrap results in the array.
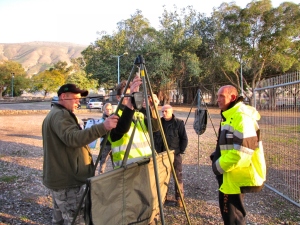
[
  {"xmin": 108, "ymin": 75, "xmax": 159, "ymax": 168},
  {"xmin": 210, "ymin": 85, "xmax": 266, "ymax": 225}
]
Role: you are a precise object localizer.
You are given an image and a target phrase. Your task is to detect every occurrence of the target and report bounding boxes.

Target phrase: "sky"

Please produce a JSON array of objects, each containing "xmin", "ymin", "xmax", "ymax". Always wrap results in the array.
[{"xmin": 0, "ymin": 0, "xmax": 299, "ymax": 46}]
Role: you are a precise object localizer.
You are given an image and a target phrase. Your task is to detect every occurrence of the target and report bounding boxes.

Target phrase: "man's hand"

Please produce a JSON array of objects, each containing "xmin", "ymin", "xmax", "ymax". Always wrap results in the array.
[
  {"xmin": 130, "ymin": 75, "xmax": 142, "ymax": 94},
  {"xmin": 143, "ymin": 94, "xmax": 159, "ymax": 108},
  {"xmin": 143, "ymin": 94, "xmax": 159, "ymax": 119},
  {"xmin": 127, "ymin": 75, "xmax": 142, "ymax": 110},
  {"xmin": 103, "ymin": 115, "xmax": 119, "ymax": 131},
  {"xmin": 150, "ymin": 94, "xmax": 159, "ymax": 107}
]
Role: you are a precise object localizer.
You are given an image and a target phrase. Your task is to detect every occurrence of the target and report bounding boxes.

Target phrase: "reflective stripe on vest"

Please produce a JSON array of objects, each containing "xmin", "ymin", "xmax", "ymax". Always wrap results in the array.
[
  {"xmin": 217, "ymin": 103, "xmax": 266, "ymax": 194},
  {"xmin": 109, "ymin": 110, "xmax": 152, "ymax": 168}
]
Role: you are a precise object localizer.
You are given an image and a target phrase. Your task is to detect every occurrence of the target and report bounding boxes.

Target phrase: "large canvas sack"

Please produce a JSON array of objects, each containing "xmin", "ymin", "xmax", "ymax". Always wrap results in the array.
[{"xmin": 86, "ymin": 151, "xmax": 174, "ymax": 225}]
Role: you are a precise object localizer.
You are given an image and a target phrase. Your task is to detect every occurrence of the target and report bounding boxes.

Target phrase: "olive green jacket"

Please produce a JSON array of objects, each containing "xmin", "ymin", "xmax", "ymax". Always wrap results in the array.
[{"xmin": 42, "ymin": 103, "xmax": 108, "ymax": 190}]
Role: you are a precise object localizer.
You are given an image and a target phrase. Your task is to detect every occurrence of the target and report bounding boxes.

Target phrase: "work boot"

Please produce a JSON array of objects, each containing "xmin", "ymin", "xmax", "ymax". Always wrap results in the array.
[{"xmin": 177, "ymin": 199, "xmax": 183, "ymax": 208}]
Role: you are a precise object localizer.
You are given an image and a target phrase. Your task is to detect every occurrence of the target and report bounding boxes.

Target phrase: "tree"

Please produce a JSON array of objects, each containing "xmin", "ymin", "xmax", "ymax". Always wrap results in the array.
[
  {"xmin": 49, "ymin": 61, "xmax": 72, "ymax": 81},
  {"xmin": 66, "ymin": 70, "xmax": 98, "ymax": 91},
  {"xmin": 82, "ymin": 34, "xmax": 127, "ymax": 86},
  {"xmin": 80, "ymin": 2, "xmax": 300, "ymax": 105},
  {"xmin": 194, "ymin": 14, "xmax": 229, "ymax": 105},
  {"xmin": 158, "ymin": 5, "xmax": 203, "ymax": 103},
  {"xmin": 83, "ymin": 9, "xmax": 159, "ymax": 89},
  {"xmin": 0, "ymin": 61, "xmax": 29, "ymax": 99},
  {"xmin": 209, "ymin": 0, "xmax": 300, "ymax": 104},
  {"xmin": 31, "ymin": 70, "xmax": 65, "ymax": 98}
]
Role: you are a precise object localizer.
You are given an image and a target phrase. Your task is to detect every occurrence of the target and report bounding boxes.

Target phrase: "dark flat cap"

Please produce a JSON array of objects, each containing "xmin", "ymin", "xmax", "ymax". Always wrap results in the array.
[{"xmin": 57, "ymin": 84, "xmax": 88, "ymax": 97}]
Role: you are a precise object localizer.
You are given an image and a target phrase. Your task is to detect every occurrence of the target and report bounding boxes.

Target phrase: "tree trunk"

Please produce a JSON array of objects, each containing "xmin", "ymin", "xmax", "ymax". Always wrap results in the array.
[{"xmin": 0, "ymin": 86, "xmax": 4, "ymax": 100}]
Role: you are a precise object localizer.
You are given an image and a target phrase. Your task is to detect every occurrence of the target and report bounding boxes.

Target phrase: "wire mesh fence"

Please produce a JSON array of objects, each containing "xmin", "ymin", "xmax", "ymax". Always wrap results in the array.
[{"xmin": 255, "ymin": 71, "xmax": 300, "ymax": 207}]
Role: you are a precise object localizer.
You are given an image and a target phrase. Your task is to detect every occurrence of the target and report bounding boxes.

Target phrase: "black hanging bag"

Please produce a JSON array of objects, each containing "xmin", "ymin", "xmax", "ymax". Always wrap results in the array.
[{"xmin": 193, "ymin": 108, "xmax": 207, "ymax": 135}]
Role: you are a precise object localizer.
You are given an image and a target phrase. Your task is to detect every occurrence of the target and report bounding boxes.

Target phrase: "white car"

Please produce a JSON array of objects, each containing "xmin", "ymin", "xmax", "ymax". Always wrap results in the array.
[{"xmin": 87, "ymin": 98, "xmax": 103, "ymax": 110}]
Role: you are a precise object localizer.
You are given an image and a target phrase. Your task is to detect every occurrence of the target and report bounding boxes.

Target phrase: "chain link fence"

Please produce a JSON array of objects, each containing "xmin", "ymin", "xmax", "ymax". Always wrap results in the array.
[{"xmin": 254, "ymin": 71, "xmax": 300, "ymax": 207}]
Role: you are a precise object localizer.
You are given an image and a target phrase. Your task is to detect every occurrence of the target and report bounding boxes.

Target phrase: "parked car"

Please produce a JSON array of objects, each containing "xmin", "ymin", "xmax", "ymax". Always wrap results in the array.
[
  {"xmin": 50, "ymin": 96, "xmax": 59, "ymax": 107},
  {"xmin": 87, "ymin": 98, "xmax": 103, "ymax": 110},
  {"xmin": 51, "ymin": 96, "xmax": 81, "ymax": 108}
]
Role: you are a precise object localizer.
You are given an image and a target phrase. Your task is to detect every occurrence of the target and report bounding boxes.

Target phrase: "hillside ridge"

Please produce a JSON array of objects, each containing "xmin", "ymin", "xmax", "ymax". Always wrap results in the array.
[{"xmin": 0, "ymin": 41, "xmax": 87, "ymax": 75}]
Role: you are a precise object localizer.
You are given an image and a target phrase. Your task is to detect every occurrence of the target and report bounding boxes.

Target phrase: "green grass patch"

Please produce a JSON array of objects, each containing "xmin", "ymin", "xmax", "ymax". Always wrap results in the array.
[
  {"xmin": 269, "ymin": 124, "xmax": 300, "ymax": 133},
  {"xmin": 268, "ymin": 155, "xmax": 282, "ymax": 164},
  {"xmin": 20, "ymin": 215, "xmax": 29, "ymax": 222},
  {"xmin": 0, "ymin": 175, "xmax": 18, "ymax": 182},
  {"xmin": 285, "ymin": 124, "xmax": 300, "ymax": 133},
  {"xmin": 10, "ymin": 149, "xmax": 30, "ymax": 157},
  {"xmin": 277, "ymin": 210, "xmax": 300, "ymax": 222}
]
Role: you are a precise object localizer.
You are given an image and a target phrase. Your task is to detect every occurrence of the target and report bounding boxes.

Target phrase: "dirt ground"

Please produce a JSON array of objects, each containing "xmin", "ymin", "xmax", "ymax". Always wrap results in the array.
[{"xmin": 0, "ymin": 105, "xmax": 299, "ymax": 225}]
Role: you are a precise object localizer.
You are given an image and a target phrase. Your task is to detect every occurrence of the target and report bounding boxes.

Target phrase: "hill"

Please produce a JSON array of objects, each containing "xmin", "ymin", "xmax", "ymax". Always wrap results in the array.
[{"xmin": 0, "ymin": 42, "xmax": 87, "ymax": 75}]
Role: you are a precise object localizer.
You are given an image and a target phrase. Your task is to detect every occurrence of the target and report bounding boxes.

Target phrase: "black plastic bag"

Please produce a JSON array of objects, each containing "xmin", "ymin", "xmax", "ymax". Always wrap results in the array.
[{"xmin": 193, "ymin": 109, "xmax": 207, "ymax": 135}]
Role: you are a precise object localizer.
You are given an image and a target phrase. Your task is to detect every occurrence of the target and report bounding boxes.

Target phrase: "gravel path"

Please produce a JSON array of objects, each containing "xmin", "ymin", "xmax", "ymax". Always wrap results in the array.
[{"xmin": 0, "ymin": 106, "xmax": 299, "ymax": 225}]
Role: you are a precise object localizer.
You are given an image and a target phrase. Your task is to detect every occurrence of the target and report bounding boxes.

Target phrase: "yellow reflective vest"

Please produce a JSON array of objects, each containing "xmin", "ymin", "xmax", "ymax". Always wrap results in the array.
[
  {"xmin": 213, "ymin": 102, "xmax": 266, "ymax": 194},
  {"xmin": 108, "ymin": 109, "xmax": 152, "ymax": 168}
]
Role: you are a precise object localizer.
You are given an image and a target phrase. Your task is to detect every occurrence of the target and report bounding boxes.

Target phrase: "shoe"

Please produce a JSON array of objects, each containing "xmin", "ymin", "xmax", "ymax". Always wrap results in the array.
[
  {"xmin": 177, "ymin": 199, "xmax": 183, "ymax": 208},
  {"xmin": 164, "ymin": 199, "xmax": 176, "ymax": 207}
]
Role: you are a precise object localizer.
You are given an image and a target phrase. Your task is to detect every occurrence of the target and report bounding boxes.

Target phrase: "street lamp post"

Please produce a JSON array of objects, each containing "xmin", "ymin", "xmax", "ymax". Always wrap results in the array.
[
  {"xmin": 112, "ymin": 52, "xmax": 128, "ymax": 84},
  {"xmin": 11, "ymin": 73, "xmax": 15, "ymax": 97},
  {"xmin": 240, "ymin": 59, "xmax": 243, "ymax": 96}
]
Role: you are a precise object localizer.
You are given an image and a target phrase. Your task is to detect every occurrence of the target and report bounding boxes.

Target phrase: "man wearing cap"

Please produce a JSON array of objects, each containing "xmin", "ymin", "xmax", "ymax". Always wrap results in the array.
[{"xmin": 42, "ymin": 83, "xmax": 119, "ymax": 225}]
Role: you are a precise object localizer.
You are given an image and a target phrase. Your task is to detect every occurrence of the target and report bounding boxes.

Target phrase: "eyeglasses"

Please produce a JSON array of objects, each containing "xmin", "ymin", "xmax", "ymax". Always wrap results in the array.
[{"xmin": 64, "ymin": 98, "xmax": 82, "ymax": 100}]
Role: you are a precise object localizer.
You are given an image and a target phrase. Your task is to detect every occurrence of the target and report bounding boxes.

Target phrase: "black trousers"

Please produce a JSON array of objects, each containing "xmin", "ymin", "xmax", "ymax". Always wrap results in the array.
[
  {"xmin": 219, "ymin": 191, "xmax": 246, "ymax": 225},
  {"xmin": 174, "ymin": 154, "xmax": 183, "ymax": 200}
]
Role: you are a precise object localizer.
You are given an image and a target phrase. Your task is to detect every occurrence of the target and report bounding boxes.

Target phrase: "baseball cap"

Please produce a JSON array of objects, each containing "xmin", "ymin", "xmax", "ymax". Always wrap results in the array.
[{"xmin": 57, "ymin": 84, "xmax": 88, "ymax": 97}]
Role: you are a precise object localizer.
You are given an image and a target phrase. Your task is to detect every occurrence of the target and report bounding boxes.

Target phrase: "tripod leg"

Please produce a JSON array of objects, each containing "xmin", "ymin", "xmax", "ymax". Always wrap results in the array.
[
  {"xmin": 121, "ymin": 120, "xmax": 137, "ymax": 167},
  {"xmin": 71, "ymin": 184, "xmax": 89, "ymax": 225},
  {"xmin": 142, "ymin": 58, "xmax": 192, "ymax": 225},
  {"xmin": 131, "ymin": 59, "xmax": 165, "ymax": 225},
  {"xmin": 113, "ymin": 64, "xmax": 137, "ymax": 116}
]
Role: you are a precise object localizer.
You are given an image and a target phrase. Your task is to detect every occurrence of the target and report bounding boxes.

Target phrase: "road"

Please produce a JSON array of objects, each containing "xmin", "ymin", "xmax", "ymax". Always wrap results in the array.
[{"xmin": 0, "ymin": 101, "xmax": 51, "ymax": 110}]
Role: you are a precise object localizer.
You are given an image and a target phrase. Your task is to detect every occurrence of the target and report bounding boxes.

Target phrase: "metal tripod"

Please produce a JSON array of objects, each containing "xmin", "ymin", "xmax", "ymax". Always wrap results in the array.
[{"xmin": 72, "ymin": 55, "xmax": 191, "ymax": 225}]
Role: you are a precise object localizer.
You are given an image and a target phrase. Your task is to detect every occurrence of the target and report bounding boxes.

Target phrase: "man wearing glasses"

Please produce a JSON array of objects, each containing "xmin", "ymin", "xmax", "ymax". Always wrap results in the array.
[{"xmin": 42, "ymin": 84, "xmax": 119, "ymax": 224}]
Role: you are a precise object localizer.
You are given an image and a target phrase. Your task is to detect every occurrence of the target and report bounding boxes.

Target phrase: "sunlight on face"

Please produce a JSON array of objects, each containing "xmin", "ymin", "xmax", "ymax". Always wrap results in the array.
[
  {"xmin": 61, "ymin": 93, "xmax": 81, "ymax": 112},
  {"xmin": 217, "ymin": 87, "xmax": 233, "ymax": 111},
  {"xmin": 162, "ymin": 105, "xmax": 173, "ymax": 121},
  {"xmin": 104, "ymin": 105, "xmax": 112, "ymax": 116}
]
